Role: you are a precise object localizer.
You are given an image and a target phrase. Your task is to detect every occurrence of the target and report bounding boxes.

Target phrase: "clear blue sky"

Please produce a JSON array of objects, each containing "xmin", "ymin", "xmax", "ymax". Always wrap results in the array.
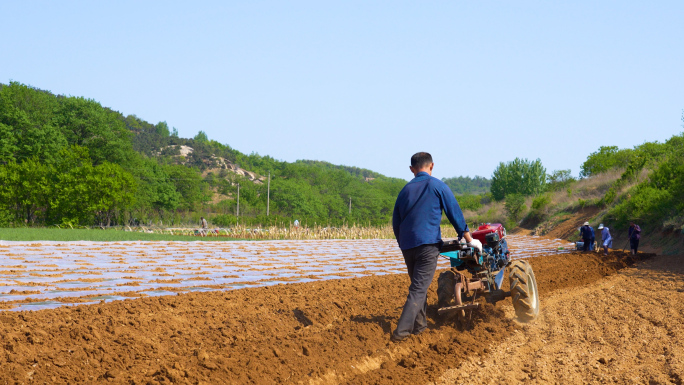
[{"xmin": 2, "ymin": 1, "xmax": 682, "ymax": 181}]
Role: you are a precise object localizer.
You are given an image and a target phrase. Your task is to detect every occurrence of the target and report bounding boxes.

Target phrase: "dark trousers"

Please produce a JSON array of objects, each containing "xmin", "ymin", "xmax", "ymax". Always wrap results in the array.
[
  {"xmin": 392, "ymin": 243, "xmax": 439, "ymax": 339},
  {"xmin": 583, "ymin": 238, "xmax": 591, "ymax": 251},
  {"xmin": 630, "ymin": 239, "xmax": 639, "ymax": 253}
]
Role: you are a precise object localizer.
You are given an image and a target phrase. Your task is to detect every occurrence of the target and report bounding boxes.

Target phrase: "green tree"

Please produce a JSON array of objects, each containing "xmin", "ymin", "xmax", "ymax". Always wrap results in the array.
[
  {"xmin": 164, "ymin": 164, "xmax": 207, "ymax": 210},
  {"xmin": 0, "ymin": 158, "xmax": 53, "ymax": 224},
  {"xmin": 194, "ymin": 131, "xmax": 208, "ymax": 143},
  {"xmin": 54, "ymin": 97, "xmax": 134, "ymax": 165},
  {"xmin": 0, "ymin": 122, "xmax": 17, "ymax": 163},
  {"xmin": 491, "ymin": 158, "xmax": 546, "ymax": 201},
  {"xmin": 149, "ymin": 165, "xmax": 182, "ymax": 215},
  {"xmin": 156, "ymin": 121, "xmax": 170, "ymax": 137},
  {"xmin": 0, "ymin": 82, "xmax": 65, "ymax": 165},
  {"xmin": 48, "ymin": 146, "xmax": 137, "ymax": 226}
]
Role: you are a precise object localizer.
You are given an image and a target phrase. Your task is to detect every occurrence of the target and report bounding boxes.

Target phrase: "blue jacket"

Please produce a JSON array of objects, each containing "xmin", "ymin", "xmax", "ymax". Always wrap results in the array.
[
  {"xmin": 580, "ymin": 225, "xmax": 594, "ymax": 240},
  {"xmin": 601, "ymin": 227, "xmax": 611, "ymax": 242},
  {"xmin": 392, "ymin": 172, "xmax": 469, "ymax": 250}
]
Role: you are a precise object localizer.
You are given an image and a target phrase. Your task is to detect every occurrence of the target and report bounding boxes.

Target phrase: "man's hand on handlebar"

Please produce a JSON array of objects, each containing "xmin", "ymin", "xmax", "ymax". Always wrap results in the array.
[
  {"xmin": 460, "ymin": 231, "xmax": 483, "ymax": 254},
  {"xmin": 467, "ymin": 239, "xmax": 483, "ymax": 254}
]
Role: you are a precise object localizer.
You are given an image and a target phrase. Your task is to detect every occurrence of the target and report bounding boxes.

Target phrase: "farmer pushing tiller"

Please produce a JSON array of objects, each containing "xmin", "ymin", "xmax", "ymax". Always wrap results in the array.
[{"xmin": 391, "ymin": 152, "xmax": 540, "ymax": 342}]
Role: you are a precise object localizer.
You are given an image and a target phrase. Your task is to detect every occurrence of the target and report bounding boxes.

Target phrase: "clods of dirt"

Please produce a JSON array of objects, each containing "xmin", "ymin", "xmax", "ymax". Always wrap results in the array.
[{"xmin": 0, "ymin": 250, "xmax": 649, "ymax": 384}]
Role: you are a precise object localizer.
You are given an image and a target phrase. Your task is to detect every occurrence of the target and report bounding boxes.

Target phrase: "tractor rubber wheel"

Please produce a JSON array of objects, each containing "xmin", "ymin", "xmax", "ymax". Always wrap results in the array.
[
  {"xmin": 509, "ymin": 260, "xmax": 540, "ymax": 322},
  {"xmin": 437, "ymin": 270, "xmax": 456, "ymax": 308}
]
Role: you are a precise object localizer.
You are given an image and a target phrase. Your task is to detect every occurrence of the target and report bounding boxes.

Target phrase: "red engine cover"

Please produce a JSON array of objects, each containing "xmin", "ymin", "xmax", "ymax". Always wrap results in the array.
[{"xmin": 472, "ymin": 223, "xmax": 505, "ymax": 244}]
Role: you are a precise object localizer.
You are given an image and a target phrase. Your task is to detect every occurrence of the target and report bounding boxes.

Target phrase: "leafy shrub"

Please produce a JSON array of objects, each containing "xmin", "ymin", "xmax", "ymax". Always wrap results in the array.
[
  {"xmin": 531, "ymin": 194, "xmax": 551, "ymax": 212},
  {"xmin": 212, "ymin": 214, "xmax": 237, "ymax": 227},
  {"xmin": 608, "ymin": 185, "xmax": 671, "ymax": 227},
  {"xmin": 600, "ymin": 187, "xmax": 617, "ymax": 206},
  {"xmin": 504, "ymin": 194, "xmax": 526, "ymax": 222},
  {"xmin": 546, "ymin": 169, "xmax": 575, "ymax": 191},
  {"xmin": 580, "ymin": 146, "xmax": 634, "ymax": 177},
  {"xmin": 523, "ymin": 194, "xmax": 552, "ymax": 226},
  {"xmin": 457, "ymin": 194, "xmax": 483, "ymax": 211}
]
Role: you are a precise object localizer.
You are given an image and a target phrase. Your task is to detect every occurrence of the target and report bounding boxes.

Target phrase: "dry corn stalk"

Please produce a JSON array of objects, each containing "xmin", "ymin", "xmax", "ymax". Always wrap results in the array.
[{"xmin": 163, "ymin": 224, "xmax": 459, "ymax": 241}]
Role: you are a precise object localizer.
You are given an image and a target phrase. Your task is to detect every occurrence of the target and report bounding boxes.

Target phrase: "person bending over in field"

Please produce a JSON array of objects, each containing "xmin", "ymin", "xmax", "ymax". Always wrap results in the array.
[
  {"xmin": 390, "ymin": 152, "xmax": 481, "ymax": 342},
  {"xmin": 598, "ymin": 224, "xmax": 612, "ymax": 256}
]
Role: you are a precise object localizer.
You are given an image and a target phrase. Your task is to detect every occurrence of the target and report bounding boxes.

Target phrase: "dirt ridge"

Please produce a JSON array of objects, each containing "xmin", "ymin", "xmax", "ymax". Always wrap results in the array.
[{"xmin": 0, "ymin": 250, "xmax": 649, "ymax": 384}]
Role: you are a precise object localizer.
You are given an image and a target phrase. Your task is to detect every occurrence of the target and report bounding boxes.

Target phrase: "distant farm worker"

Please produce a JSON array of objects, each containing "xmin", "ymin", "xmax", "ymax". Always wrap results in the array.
[
  {"xmin": 629, "ymin": 221, "xmax": 641, "ymax": 255},
  {"xmin": 579, "ymin": 222, "xmax": 593, "ymax": 252},
  {"xmin": 200, "ymin": 217, "xmax": 208, "ymax": 236},
  {"xmin": 391, "ymin": 152, "xmax": 481, "ymax": 342},
  {"xmin": 598, "ymin": 224, "xmax": 612, "ymax": 256}
]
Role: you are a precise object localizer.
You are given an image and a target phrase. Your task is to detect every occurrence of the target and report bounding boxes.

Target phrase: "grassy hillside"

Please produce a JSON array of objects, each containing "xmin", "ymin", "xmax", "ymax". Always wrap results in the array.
[
  {"xmin": 451, "ymin": 127, "xmax": 683, "ymax": 250},
  {"xmin": 492, "ymin": 129, "xmax": 684, "ymax": 253}
]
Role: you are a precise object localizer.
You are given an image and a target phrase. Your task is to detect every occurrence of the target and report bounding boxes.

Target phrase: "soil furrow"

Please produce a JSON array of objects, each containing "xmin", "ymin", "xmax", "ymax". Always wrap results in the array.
[
  {"xmin": 0, "ymin": 251, "xmax": 650, "ymax": 384},
  {"xmin": 437, "ymin": 252, "xmax": 683, "ymax": 384}
]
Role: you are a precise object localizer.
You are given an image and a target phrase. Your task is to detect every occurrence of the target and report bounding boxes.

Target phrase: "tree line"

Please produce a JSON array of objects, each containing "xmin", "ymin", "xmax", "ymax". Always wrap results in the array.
[
  {"xmin": 0, "ymin": 82, "xmax": 406, "ymax": 228},
  {"xmin": 441, "ymin": 176, "xmax": 491, "ymax": 195}
]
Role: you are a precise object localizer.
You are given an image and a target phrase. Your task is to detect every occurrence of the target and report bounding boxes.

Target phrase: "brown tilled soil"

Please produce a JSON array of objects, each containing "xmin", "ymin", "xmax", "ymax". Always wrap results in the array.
[
  {"xmin": 0, "ymin": 251, "xmax": 659, "ymax": 384},
  {"xmin": 438, "ymin": 252, "xmax": 684, "ymax": 384}
]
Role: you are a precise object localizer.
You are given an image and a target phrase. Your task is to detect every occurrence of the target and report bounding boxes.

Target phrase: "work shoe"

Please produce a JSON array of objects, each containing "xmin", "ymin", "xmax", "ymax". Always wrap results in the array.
[{"xmin": 390, "ymin": 334, "xmax": 409, "ymax": 343}]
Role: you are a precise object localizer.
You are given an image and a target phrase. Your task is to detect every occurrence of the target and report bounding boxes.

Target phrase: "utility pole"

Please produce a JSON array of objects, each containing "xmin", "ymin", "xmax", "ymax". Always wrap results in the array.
[
  {"xmin": 349, "ymin": 197, "xmax": 351, "ymax": 215},
  {"xmin": 237, "ymin": 183, "xmax": 240, "ymax": 218},
  {"xmin": 267, "ymin": 171, "xmax": 270, "ymax": 216}
]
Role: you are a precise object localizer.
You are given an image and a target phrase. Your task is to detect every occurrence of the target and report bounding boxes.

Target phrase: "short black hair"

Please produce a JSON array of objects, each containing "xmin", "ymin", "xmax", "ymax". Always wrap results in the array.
[{"xmin": 411, "ymin": 152, "xmax": 433, "ymax": 168}]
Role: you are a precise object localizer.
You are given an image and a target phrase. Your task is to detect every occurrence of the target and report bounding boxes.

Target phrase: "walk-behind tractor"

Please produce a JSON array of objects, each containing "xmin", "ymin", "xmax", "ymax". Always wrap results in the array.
[{"xmin": 437, "ymin": 224, "xmax": 540, "ymax": 322}]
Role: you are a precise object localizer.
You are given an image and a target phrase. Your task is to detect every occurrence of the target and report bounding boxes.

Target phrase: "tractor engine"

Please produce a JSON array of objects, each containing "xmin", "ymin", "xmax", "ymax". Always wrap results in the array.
[{"xmin": 472, "ymin": 223, "xmax": 510, "ymax": 272}]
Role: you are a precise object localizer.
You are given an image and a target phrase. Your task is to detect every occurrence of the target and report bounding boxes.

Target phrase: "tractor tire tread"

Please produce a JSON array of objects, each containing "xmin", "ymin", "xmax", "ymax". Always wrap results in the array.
[
  {"xmin": 437, "ymin": 270, "xmax": 456, "ymax": 308},
  {"xmin": 508, "ymin": 260, "xmax": 540, "ymax": 323}
]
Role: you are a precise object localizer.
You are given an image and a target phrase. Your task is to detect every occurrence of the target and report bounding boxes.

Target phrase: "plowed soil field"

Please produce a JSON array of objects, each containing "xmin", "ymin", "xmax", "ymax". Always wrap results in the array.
[{"xmin": 2, "ymin": 246, "xmax": 676, "ymax": 384}]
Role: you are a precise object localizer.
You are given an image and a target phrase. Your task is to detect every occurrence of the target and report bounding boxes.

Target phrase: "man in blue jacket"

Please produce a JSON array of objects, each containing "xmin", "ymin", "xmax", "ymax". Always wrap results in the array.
[
  {"xmin": 580, "ymin": 222, "xmax": 593, "ymax": 252},
  {"xmin": 391, "ymin": 152, "xmax": 481, "ymax": 342}
]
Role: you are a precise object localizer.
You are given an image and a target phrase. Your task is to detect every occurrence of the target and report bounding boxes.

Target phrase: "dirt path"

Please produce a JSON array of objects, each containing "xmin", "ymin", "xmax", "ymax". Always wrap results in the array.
[
  {"xmin": 0, "ymin": 250, "xmax": 658, "ymax": 384},
  {"xmin": 438, "ymin": 253, "xmax": 684, "ymax": 385}
]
